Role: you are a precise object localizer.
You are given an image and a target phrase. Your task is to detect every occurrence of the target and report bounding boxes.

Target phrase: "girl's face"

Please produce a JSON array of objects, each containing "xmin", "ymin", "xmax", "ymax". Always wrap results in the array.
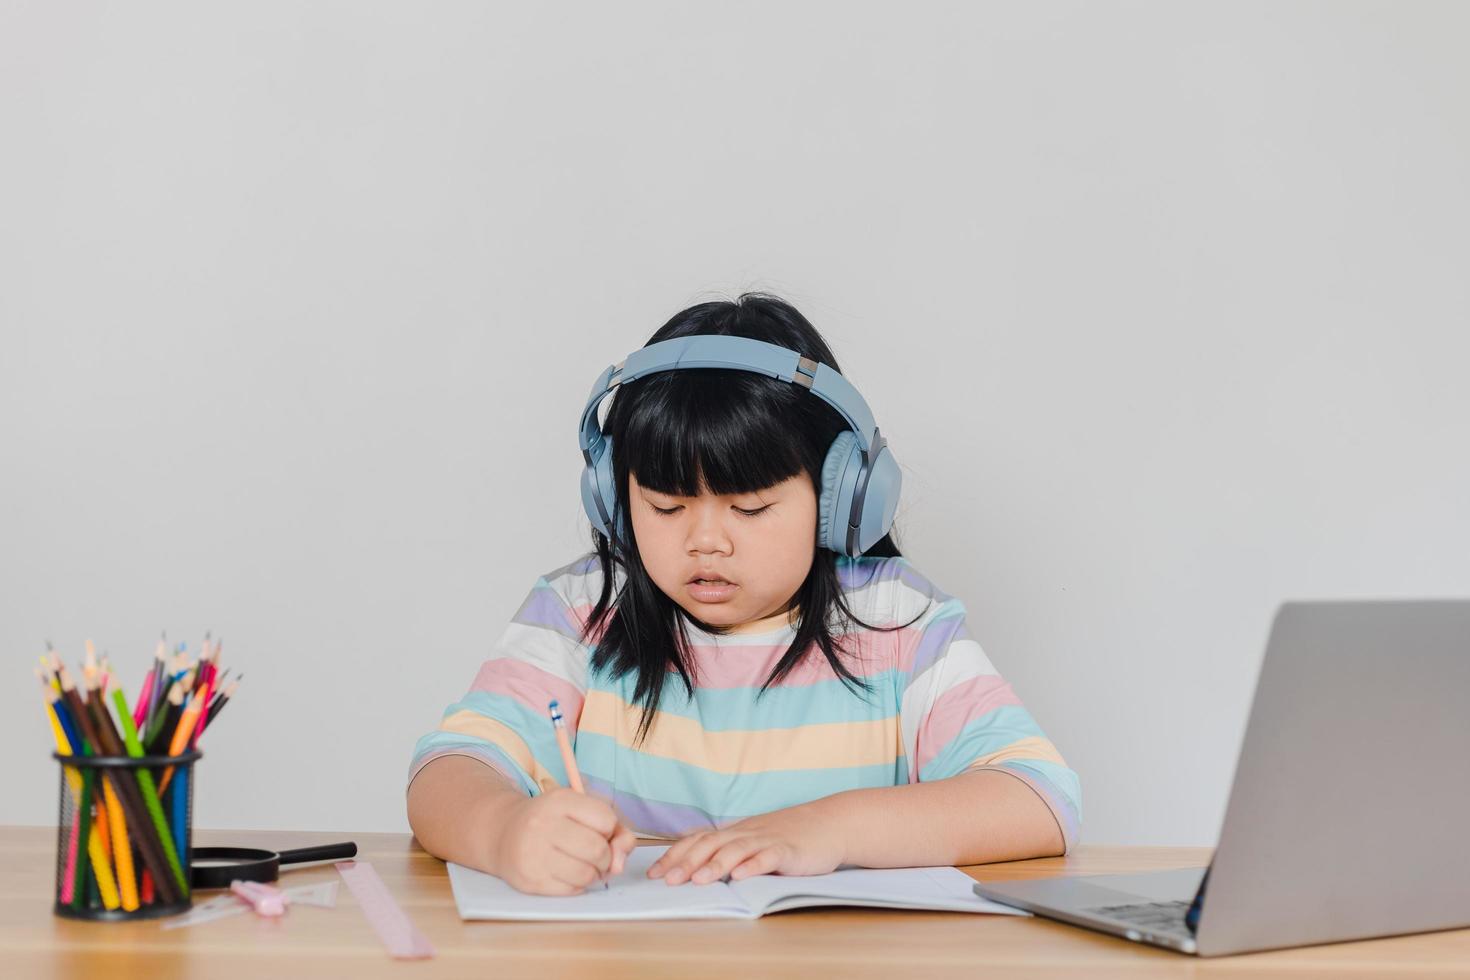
[{"xmin": 628, "ymin": 469, "xmax": 817, "ymax": 634}]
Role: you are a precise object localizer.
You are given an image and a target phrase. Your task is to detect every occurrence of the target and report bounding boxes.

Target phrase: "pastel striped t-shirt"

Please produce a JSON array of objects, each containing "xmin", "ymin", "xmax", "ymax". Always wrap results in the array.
[{"xmin": 407, "ymin": 551, "xmax": 1082, "ymax": 852}]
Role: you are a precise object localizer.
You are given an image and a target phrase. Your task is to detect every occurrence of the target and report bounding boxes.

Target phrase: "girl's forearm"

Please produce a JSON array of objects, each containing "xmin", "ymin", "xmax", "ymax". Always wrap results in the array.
[
  {"xmin": 809, "ymin": 767, "xmax": 1066, "ymax": 868},
  {"xmin": 406, "ymin": 755, "xmax": 526, "ymax": 872}
]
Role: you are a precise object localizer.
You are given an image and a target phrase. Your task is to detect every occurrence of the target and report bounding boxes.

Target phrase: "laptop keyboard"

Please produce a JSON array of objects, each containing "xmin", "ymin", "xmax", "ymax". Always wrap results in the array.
[{"xmin": 1086, "ymin": 900, "xmax": 1194, "ymax": 937}]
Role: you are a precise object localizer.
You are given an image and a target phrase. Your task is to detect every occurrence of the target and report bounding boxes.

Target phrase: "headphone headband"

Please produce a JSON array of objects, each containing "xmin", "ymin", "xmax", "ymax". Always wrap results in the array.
[{"xmin": 577, "ymin": 335, "xmax": 879, "ymax": 465}]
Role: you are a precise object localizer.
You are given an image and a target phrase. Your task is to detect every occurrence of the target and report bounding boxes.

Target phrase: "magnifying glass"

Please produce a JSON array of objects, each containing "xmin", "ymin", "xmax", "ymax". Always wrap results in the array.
[{"xmin": 190, "ymin": 842, "xmax": 359, "ymax": 889}]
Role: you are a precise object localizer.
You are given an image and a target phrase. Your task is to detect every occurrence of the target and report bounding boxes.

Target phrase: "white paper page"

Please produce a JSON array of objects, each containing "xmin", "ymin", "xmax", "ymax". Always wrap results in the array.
[
  {"xmin": 729, "ymin": 864, "xmax": 1031, "ymax": 917},
  {"xmin": 447, "ymin": 844, "xmax": 751, "ymax": 921}
]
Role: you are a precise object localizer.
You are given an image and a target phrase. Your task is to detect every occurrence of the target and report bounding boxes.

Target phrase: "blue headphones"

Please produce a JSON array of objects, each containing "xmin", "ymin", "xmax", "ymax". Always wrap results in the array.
[{"xmin": 577, "ymin": 334, "xmax": 902, "ymax": 557}]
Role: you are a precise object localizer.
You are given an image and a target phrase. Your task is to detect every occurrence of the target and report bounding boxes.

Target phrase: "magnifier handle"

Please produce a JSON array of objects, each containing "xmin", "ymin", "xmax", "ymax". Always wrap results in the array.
[{"xmin": 277, "ymin": 842, "xmax": 359, "ymax": 865}]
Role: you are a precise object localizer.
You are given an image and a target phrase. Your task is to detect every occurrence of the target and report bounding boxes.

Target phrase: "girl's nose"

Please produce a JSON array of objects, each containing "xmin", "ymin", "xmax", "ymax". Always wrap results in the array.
[{"xmin": 685, "ymin": 504, "xmax": 733, "ymax": 555}]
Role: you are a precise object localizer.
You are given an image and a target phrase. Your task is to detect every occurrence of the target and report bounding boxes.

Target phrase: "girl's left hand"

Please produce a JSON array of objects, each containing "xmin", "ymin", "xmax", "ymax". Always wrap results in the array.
[{"xmin": 647, "ymin": 805, "xmax": 845, "ymax": 885}]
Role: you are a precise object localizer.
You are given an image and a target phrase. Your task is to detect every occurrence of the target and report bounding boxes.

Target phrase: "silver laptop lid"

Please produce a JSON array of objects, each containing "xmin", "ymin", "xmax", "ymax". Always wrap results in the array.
[{"xmin": 1197, "ymin": 600, "xmax": 1470, "ymax": 956}]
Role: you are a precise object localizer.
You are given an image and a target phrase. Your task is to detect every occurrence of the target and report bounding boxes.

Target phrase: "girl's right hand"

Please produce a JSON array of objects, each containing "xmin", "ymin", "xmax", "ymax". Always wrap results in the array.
[{"xmin": 490, "ymin": 787, "xmax": 637, "ymax": 895}]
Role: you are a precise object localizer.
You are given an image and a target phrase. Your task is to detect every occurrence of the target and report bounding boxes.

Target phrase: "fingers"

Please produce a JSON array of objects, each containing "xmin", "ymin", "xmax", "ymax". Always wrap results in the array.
[
  {"xmin": 609, "ymin": 822, "xmax": 637, "ymax": 876},
  {"xmin": 729, "ymin": 847, "xmax": 781, "ymax": 880},
  {"xmin": 542, "ymin": 848, "xmax": 606, "ymax": 893},
  {"xmin": 550, "ymin": 789, "xmax": 647, "ymax": 885},
  {"xmin": 646, "ymin": 832, "xmax": 702, "ymax": 879},
  {"xmin": 690, "ymin": 837, "xmax": 766, "ymax": 884},
  {"xmin": 550, "ymin": 820, "xmax": 614, "ymax": 877},
  {"xmin": 649, "ymin": 831, "xmax": 732, "ymax": 884}
]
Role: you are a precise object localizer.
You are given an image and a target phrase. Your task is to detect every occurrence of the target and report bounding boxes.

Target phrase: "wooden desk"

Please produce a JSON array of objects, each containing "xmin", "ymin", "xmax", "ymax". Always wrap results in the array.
[{"xmin": 4, "ymin": 826, "xmax": 1469, "ymax": 979}]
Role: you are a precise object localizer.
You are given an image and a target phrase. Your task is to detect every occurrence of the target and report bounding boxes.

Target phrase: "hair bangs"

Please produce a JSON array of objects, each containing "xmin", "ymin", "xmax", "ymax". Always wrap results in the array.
[{"xmin": 617, "ymin": 369, "xmax": 805, "ymax": 499}]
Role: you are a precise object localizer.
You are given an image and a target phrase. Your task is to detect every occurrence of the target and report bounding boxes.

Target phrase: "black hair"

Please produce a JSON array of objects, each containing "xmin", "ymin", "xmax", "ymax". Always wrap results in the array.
[{"xmin": 578, "ymin": 292, "xmax": 926, "ymax": 744}]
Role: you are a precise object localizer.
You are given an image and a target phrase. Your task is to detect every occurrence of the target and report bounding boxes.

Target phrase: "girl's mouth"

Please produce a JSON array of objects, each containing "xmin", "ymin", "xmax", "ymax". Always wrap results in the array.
[{"xmin": 687, "ymin": 579, "xmax": 740, "ymax": 602}]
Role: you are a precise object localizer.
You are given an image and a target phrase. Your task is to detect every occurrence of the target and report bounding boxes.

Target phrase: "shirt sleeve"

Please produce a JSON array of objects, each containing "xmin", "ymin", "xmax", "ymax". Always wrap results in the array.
[
  {"xmin": 892, "ymin": 558, "xmax": 1083, "ymax": 854},
  {"xmin": 406, "ymin": 566, "xmax": 593, "ymax": 797}
]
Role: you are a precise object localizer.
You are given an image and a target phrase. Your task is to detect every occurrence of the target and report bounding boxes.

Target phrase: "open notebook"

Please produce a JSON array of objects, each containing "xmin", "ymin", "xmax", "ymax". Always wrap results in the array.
[{"xmin": 448, "ymin": 844, "xmax": 1030, "ymax": 921}]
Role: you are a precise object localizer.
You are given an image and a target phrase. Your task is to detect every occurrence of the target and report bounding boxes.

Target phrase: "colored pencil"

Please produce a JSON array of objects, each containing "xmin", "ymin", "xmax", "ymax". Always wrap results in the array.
[
  {"xmin": 100, "ymin": 684, "xmax": 143, "ymax": 909},
  {"xmin": 59, "ymin": 799, "xmax": 82, "ymax": 905},
  {"xmin": 155, "ymin": 693, "xmax": 203, "ymax": 796},
  {"xmin": 54, "ymin": 702, "xmax": 82, "ymax": 759},
  {"xmin": 39, "ymin": 669, "xmax": 81, "ymax": 756},
  {"xmin": 43, "ymin": 694, "xmax": 81, "ymax": 782},
  {"xmin": 147, "ymin": 683, "xmax": 185, "ymax": 756},
  {"xmin": 43, "ymin": 687, "xmax": 85, "ymax": 906},
  {"xmin": 145, "ymin": 634, "xmax": 168, "ymax": 717},
  {"xmin": 143, "ymin": 678, "xmax": 179, "ymax": 750},
  {"xmin": 69, "ymin": 764, "xmax": 94, "ymax": 909},
  {"xmin": 40, "ymin": 654, "xmax": 60, "ymax": 692},
  {"xmin": 205, "ymin": 676, "xmax": 240, "ymax": 729},
  {"xmin": 189, "ymin": 673, "xmax": 215, "ymax": 748},
  {"xmin": 547, "ymin": 700, "xmax": 586, "ymax": 793},
  {"xmin": 102, "ymin": 772, "xmax": 140, "ymax": 910},
  {"xmin": 85, "ymin": 806, "xmax": 121, "ymax": 911},
  {"xmin": 108, "ymin": 683, "xmax": 188, "ymax": 896},
  {"xmin": 547, "ymin": 700, "xmax": 608, "ymax": 889},
  {"xmin": 131, "ymin": 666, "xmax": 155, "ymax": 731},
  {"xmin": 189, "ymin": 637, "xmax": 206, "ymax": 697},
  {"xmin": 172, "ymin": 767, "xmax": 188, "ymax": 871}
]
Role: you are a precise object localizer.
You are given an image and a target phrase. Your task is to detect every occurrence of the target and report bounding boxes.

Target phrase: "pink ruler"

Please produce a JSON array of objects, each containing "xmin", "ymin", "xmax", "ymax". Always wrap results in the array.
[{"xmin": 336, "ymin": 859, "xmax": 435, "ymax": 960}]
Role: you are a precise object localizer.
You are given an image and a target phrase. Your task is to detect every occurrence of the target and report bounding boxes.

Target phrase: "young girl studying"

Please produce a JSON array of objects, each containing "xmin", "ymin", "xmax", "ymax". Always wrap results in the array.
[{"xmin": 406, "ymin": 293, "xmax": 1081, "ymax": 897}]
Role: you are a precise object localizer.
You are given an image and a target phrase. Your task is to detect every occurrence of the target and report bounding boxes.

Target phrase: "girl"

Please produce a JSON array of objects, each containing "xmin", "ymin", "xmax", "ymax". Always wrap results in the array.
[{"xmin": 406, "ymin": 293, "xmax": 1080, "ymax": 896}]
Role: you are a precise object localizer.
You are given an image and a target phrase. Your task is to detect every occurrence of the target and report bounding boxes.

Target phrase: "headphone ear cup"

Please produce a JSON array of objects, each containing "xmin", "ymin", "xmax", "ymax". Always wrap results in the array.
[
  {"xmin": 817, "ymin": 431, "xmax": 862, "ymax": 555},
  {"xmin": 580, "ymin": 434, "xmax": 626, "ymax": 545},
  {"xmin": 854, "ymin": 443, "xmax": 902, "ymax": 554}
]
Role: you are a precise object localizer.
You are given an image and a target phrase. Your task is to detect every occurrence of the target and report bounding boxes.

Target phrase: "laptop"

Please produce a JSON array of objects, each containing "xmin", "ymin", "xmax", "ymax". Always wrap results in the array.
[{"xmin": 972, "ymin": 600, "xmax": 1470, "ymax": 957}]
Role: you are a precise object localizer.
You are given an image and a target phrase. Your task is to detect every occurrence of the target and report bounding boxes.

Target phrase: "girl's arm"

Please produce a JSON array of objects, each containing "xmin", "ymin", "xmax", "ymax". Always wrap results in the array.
[
  {"xmin": 647, "ymin": 767, "xmax": 1063, "ymax": 885},
  {"xmin": 407, "ymin": 755, "xmax": 526, "ymax": 872},
  {"xmin": 813, "ymin": 766, "xmax": 1064, "ymax": 867}
]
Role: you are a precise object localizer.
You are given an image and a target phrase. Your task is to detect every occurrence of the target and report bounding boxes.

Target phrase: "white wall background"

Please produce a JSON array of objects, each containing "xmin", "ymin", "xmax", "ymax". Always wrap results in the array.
[{"xmin": 4, "ymin": 1, "xmax": 1468, "ymax": 846}]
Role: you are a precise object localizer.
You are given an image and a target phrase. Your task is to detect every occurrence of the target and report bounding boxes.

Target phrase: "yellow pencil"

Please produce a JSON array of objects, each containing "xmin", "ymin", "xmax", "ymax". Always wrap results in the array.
[
  {"xmin": 40, "ymin": 655, "xmax": 60, "ymax": 692},
  {"xmin": 44, "ymin": 684, "xmax": 121, "ymax": 911},
  {"xmin": 85, "ymin": 820, "xmax": 122, "ymax": 910},
  {"xmin": 98, "ymin": 678, "xmax": 140, "ymax": 909},
  {"xmin": 547, "ymin": 699, "xmax": 610, "ymax": 890},
  {"xmin": 40, "ymin": 677, "xmax": 110, "ymax": 851},
  {"xmin": 101, "ymin": 777, "xmax": 140, "ymax": 910},
  {"xmin": 43, "ymin": 686, "xmax": 82, "ymax": 800}
]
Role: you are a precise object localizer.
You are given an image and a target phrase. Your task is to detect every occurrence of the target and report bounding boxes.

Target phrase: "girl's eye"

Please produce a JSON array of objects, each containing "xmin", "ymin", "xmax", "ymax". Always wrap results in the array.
[{"xmin": 648, "ymin": 504, "xmax": 771, "ymax": 517}]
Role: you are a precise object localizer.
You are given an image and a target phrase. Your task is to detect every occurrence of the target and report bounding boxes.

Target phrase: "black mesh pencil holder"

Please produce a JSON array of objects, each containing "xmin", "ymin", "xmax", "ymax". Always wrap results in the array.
[{"xmin": 52, "ymin": 750, "xmax": 202, "ymax": 921}]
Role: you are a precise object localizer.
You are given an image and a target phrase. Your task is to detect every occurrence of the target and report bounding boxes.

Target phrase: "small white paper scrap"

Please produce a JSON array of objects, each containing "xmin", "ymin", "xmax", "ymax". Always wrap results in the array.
[{"xmin": 161, "ymin": 879, "xmax": 340, "ymax": 929}]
